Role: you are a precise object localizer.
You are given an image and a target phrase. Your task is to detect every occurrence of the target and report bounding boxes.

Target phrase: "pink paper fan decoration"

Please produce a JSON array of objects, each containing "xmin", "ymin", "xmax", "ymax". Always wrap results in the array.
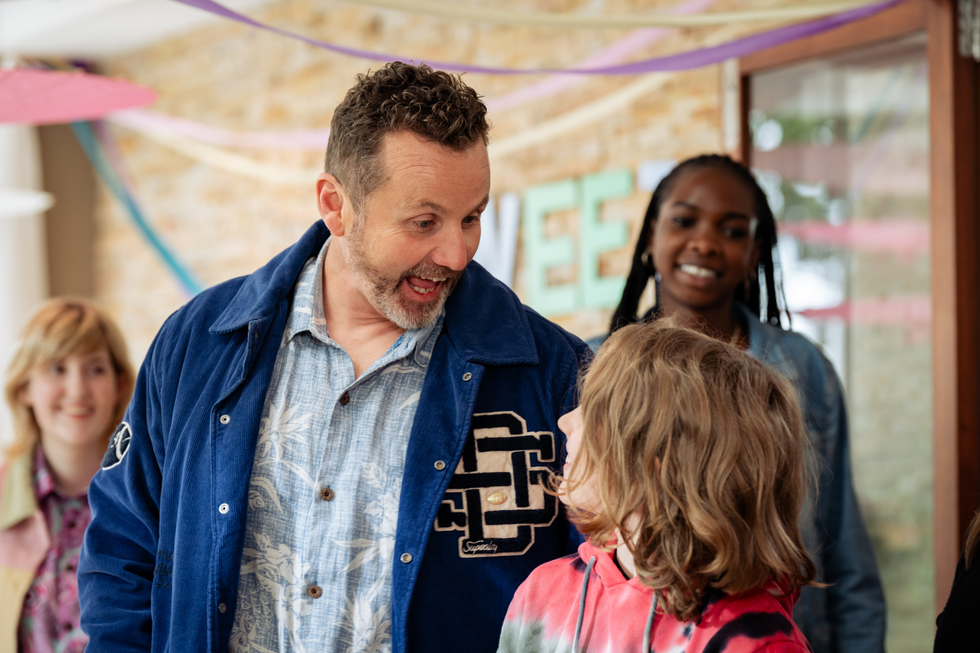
[{"xmin": 0, "ymin": 69, "xmax": 156, "ymax": 125}]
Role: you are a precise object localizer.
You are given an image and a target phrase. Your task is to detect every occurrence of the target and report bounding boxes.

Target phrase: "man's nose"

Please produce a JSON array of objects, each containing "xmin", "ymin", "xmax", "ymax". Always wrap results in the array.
[{"xmin": 431, "ymin": 224, "xmax": 471, "ymax": 271}]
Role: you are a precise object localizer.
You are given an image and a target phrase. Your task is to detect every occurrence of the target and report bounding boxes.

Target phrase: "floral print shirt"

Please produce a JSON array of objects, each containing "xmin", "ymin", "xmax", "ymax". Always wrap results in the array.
[
  {"xmin": 230, "ymin": 241, "xmax": 443, "ymax": 653},
  {"xmin": 18, "ymin": 447, "xmax": 90, "ymax": 653}
]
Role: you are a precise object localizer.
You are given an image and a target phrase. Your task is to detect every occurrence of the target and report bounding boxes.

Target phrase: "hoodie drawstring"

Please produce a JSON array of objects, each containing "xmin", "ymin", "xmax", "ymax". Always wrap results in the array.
[
  {"xmin": 642, "ymin": 591, "xmax": 658, "ymax": 652},
  {"xmin": 572, "ymin": 555, "xmax": 660, "ymax": 652},
  {"xmin": 572, "ymin": 556, "xmax": 597, "ymax": 653}
]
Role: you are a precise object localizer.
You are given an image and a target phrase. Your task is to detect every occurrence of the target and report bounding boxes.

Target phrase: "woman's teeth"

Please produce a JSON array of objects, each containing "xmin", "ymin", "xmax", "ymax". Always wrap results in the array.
[{"xmin": 679, "ymin": 264, "xmax": 717, "ymax": 278}]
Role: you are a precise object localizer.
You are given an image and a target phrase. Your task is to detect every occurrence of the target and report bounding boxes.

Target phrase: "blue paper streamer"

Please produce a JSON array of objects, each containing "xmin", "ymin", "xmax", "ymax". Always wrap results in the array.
[{"xmin": 71, "ymin": 120, "xmax": 204, "ymax": 296}]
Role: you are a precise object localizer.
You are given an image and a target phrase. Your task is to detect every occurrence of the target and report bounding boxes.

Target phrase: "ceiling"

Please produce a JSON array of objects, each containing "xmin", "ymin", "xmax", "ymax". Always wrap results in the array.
[{"xmin": 0, "ymin": 0, "xmax": 273, "ymax": 59}]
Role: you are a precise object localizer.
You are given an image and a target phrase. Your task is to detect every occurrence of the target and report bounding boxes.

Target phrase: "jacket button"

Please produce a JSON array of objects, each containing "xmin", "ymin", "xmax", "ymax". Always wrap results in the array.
[
  {"xmin": 400, "ymin": 553, "xmax": 413, "ymax": 564},
  {"xmin": 218, "ymin": 603, "xmax": 227, "ymax": 613},
  {"xmin": 218, "ymin": 503, "xmax": 229, "ymax": 514},
  {"xmin": 433, "ymin": 460, "xmax": 446, "ymax": 471},
  {"xmin": 219, "ymin": 414, "xmax": 231, "ymax": 425},
  {"xmin": 339, "ymin": 392, "xmax": 351, "ymax": 406},
  {"xmin": 320, "ymin": 487, "xmax": 335, "ymax": 501},
  {"xmin": 308, "ymin": 585, "xmax": 323, "ymax": 599},
  {"xmin": 462, "ymin": 372, "xmax": 472, "ymax": 381}
]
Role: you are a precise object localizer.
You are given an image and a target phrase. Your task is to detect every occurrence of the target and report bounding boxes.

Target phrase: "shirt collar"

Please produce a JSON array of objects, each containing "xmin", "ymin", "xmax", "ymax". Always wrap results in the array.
[
  {"xmin": 32, "ymin": 446, "xmax": 57, "ymax": 502},
  {"xmin": 285, "ymin": 237, "xmax": 445, "ymax": 366},
  {"xmin": 208, "ymin": 220, "xmax": 542, "ymax": 366}
]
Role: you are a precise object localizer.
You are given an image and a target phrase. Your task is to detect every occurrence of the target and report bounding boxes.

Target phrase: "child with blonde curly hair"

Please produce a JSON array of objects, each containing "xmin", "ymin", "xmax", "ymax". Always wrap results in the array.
[{"xmin": 498, "ymin": 320, "xmax": 817, "ymax": 653}]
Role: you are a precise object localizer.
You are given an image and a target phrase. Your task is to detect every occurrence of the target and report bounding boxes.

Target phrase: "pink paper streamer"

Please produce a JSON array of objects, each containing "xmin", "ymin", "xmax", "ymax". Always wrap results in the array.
[
  {"xmin": 110, "ymin": 108, "xmax": 331, "ymax": 149},
  {"xmin": 487, "ymin": 0, "xmax": 720, "ymax": 111},
  {"xmin": 778, "ymin": 219, "xmax": 929, "ymax": 259}
]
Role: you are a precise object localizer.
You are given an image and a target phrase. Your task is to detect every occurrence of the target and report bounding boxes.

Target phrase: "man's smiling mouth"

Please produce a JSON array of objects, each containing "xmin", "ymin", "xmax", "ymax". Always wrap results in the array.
[{"xmin": 408, "ymin": 276, "xmax": 446, "ymax": 295}]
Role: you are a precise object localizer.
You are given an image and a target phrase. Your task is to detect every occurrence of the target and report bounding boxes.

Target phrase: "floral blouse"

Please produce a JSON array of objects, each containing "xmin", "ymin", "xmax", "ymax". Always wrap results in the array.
[{"xmin": 18, "ymin": 448, "xmax": 90, "ymax": 653}]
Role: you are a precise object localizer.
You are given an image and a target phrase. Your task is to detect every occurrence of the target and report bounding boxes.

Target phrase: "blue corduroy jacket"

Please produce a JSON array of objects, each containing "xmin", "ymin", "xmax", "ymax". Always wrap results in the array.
[{"xmin": 78, "ymin": 220, "xmax": 590, "ymax": 653}]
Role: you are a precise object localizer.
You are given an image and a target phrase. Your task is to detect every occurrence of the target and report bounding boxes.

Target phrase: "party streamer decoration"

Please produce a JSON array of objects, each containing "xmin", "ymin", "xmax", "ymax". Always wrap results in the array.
[
  {"xmin": 110, "ymin": 0, "xmax": 721, "ymax": 147},
  {"xmin": 130, "ymin": 126, "xmax": 317, "ymax": 183},
  {"xmin": 71, "ymin": 121, "xmax": 204, "ymax": 296},
  {"xmin": 486, "ymin": 0, "xmax": 720, "ymax": 112},
  {"xmin": 114, "ymin": 69, "xmax": 680, "ymax": 183},
  {"xmin": 110, "ymin": 108, "xmax": 331, "ymax": 149},
  {"xmin": 489, "ymin": 73, "xmax": 673, "ymax": 158},
  {"xmin": 341, "ymin": 0, "xmax": 881, "ymax": 29},
  {"xmin": 172, "ymin": 0, "xmax": 900, "ymax": 75}
]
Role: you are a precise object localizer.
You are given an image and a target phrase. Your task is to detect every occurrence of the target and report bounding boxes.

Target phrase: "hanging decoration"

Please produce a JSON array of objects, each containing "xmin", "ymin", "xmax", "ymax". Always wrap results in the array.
[
  {"xmin": 109, "ymin": 0, "xmax": 723, "ymax": 148},
  {"xmin": 173, "ymin": 0, "xmax": 900, "ymax": 74},
  {"xmin": 111, "ymin": 67, "xmax": 681, "ymax": 183},
  {"xmin": 0, "ymin": 68, "xmax": 155, "ymax": 125},
  {"xmin": 338, "ymin": 0, "xmax": 881, "ymax": 29},
  {"xmin": 71, "ymin": 121, "xmax": 203, "ymax": 296},
  {"xmin": 110, "ymin": 109, "xmax": 331, "ymax": 149}
]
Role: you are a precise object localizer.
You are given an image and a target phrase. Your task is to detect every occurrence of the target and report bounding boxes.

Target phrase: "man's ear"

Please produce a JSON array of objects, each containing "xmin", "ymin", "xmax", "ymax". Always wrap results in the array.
[{"xmin": 317, "ymin": 173, "xmax": 348, "ymax": 236}]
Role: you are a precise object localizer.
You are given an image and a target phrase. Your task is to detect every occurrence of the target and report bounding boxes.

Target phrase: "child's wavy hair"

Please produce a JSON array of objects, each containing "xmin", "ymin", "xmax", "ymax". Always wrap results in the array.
[
  {"xmin": 565, "ymin": 320, "xmax": 817, "ymax": 621},
  {"xmin": 4, "ymin": 297, "xmax": 135, "ymax": 459}
]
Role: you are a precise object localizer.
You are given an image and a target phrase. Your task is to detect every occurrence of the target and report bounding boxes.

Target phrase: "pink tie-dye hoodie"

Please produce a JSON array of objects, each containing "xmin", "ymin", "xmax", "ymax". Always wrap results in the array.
[{"xmin": 498, "ymin": 540, "xmax": 811, "ymax": 653}]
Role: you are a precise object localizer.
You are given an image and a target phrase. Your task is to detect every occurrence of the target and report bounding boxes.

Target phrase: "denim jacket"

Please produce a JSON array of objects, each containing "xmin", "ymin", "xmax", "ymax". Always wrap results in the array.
[
  {"xmin": 739, "ymin": 304, "xmax": 885, "ymax": 653},
  {"xmin": 78, "ymin": 221, "xmax": 591, "ymax": 653},
  {"xmin": 589, "ymin": 304, "xmax": 886, "ymax": 653}
]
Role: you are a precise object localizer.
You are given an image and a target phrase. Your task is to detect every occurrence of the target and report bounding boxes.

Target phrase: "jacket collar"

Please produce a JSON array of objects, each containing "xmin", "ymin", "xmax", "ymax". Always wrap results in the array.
[
  {"xmin": 210, "ymin": 221, "xmax": 330, "ymax": 334},
  {"xmin": 0, "ymin": 450, "xmax": 38, "ymax": 531},
  {"xmin": 737, "ymin": 303, "xmax": 799, "ymax": 386},
  {"xmin": 209, "ymin": 221, "xmax": 538, "ymax": 366}
]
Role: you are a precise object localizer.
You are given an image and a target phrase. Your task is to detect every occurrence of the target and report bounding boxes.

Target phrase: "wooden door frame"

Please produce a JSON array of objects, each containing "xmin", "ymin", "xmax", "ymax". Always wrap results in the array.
[{"xmin": 737, "ymin": 0, "xmax": 980, "ymax": 613}]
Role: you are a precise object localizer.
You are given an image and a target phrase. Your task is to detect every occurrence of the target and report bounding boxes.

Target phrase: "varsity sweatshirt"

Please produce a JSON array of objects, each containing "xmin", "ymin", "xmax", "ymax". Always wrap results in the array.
[{"xmin": 498, "ymin": 540, "xmax": 811, "ymax": 653}]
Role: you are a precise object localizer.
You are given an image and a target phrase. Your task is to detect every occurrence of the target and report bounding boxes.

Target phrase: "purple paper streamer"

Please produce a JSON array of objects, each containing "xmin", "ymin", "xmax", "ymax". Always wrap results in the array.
[{"xmin": 173, "ymin": 0, "xmax": 901, "ymax": 75}]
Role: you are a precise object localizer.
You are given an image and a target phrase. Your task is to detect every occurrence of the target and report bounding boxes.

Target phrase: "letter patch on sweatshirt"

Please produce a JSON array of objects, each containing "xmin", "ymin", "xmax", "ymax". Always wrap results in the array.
[{"xmin": 435, "ymin": 411, "xmax": 557, "ymax": 557}]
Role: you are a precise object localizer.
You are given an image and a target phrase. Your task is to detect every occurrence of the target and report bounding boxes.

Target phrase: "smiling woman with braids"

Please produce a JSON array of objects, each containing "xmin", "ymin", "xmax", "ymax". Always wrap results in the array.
[{"xmin": 593, "ymin": 154, "xmax": 886, "ymax": 653}]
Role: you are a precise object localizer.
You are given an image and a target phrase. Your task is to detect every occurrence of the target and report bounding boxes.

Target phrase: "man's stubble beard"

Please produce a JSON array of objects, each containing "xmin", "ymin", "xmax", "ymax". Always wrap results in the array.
[{"xmin": 341, "ymin": 224, "xmax": 463, "ymax": 331}]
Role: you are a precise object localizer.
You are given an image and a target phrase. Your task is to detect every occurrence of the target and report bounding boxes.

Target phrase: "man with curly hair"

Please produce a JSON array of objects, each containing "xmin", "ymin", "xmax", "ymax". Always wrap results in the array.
[{"xmin": 79, "ymin": 62, "xmax": 589, "ymax": 653}]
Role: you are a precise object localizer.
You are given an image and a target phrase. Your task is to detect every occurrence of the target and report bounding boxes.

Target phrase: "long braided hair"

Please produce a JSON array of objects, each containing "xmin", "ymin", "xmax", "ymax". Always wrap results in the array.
[{"xmin": 609, "ymin": 154, "xmax": 785, "ymax": 333}]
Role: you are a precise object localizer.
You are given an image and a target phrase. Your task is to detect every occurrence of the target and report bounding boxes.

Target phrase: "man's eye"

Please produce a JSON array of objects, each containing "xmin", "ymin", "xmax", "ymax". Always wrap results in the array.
[
  {"xmin": 414, "ymin": 220, "xmax": 435, "ymax": 230},
  {"xmin": 463, "ymin": 214, "xmax": 480, "ymax": 226}
]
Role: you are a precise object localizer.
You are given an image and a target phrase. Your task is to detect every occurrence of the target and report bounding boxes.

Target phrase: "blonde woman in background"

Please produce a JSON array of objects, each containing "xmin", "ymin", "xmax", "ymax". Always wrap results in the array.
[{"xmin": 0, "ymin": 298, "xmax": 134, "ymax": 653}]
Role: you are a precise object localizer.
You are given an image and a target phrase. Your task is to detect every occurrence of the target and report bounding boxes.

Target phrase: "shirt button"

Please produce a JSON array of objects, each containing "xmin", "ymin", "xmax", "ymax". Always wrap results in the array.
[
  {"xmin": 339, "ymin": 392, "xmax": 351, "ymax": 406},
  {"xmin": 433, "ymin": 460, "xmax": 446, "ymax": 471},
  {"xmin": 218, "ymin": 503, "xmax": 229, "ymax": 514},
  {"xmin": 320, "ymin": 487, "xmax": 335, "ymax": 501},
  {"xmin": 218, "ymin": 603, "xmax": 227, "ymax": 613},
  {"xmin": 462, "ymin": 372, "xmax": 472, "ymax": 381},
  {"xmin": 219, "ymin": 414, "xmax": 231, "ymax": 425},
  {"xmin": 400, "ymin": 553, "xmax": 413, "ymax": 564},
  {"xmin": 308, "ymin": 585, "xmax": 323, "ymax": 599}
]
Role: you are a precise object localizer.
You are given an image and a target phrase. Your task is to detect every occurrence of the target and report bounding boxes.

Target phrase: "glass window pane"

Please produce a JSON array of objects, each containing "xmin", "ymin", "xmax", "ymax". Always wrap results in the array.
[{"xmin": 750, "ymin": 33, "xmax": 931, "ymax": 653}]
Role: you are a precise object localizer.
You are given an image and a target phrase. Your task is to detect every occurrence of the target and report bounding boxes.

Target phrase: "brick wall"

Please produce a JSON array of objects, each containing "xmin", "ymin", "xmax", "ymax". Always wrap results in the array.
[{"xmin": 91, "ymin": 0, "xmax": 780, "ymax": 360}]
